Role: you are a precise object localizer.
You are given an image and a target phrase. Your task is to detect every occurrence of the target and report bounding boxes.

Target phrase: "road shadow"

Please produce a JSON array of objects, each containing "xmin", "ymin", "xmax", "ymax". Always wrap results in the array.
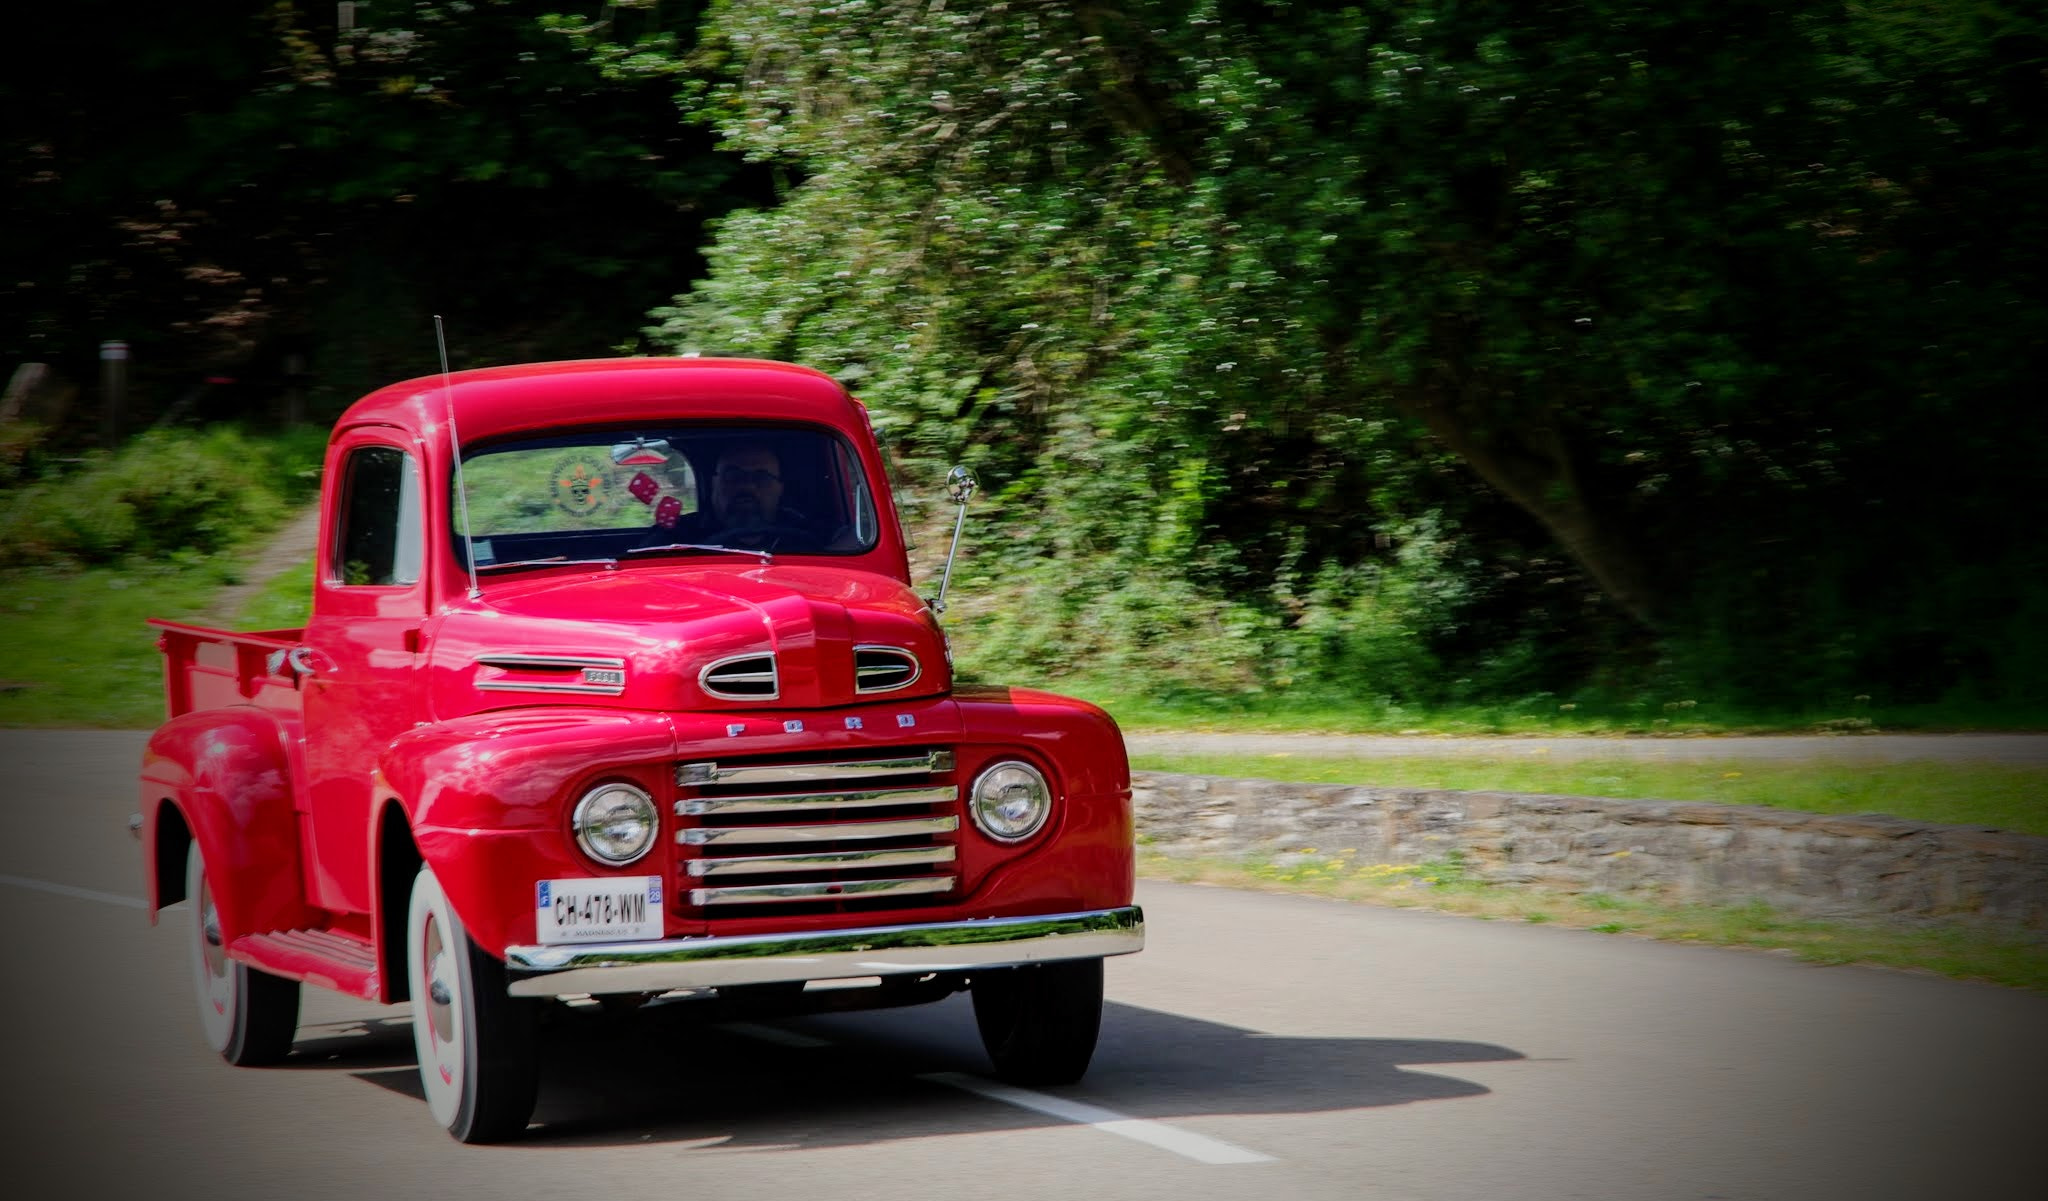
[
  {"xmin": 317, "ymin": 992, "xmax": 1524, "ymax": 1149},
  {"xmin": 269, "ymin": 1015, "xmax": 428, "ymax": 1099},
  {"xmin": 280, "ymin": 1016, "xmax": 417, "ymax": 1073}
]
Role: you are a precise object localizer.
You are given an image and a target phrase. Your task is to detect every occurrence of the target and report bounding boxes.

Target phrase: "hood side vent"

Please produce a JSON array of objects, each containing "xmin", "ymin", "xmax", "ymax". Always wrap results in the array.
[
  {"xmin": 853, "ymin": 645, "xmax": 921, "ymax": 694},
  {"xmin": 474, "ymin": 652, "xmax": 627, "ymax": 696},
  {"xmin": 702, "ymin": 652, "xmax": 779, "ymax": 701}
]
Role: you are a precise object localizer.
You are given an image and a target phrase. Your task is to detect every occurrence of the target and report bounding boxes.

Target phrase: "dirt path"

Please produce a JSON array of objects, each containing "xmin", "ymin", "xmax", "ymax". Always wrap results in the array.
[{"xmin": 202, "ymin": 503, "xmax": 320, "ymax": 624}]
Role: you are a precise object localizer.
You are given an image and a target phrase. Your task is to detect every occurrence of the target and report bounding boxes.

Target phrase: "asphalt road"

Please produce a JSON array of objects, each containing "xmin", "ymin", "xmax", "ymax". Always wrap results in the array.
[{"xmin": 3, "ymin": 729, "xmax": 2044, "ymax": 1201}]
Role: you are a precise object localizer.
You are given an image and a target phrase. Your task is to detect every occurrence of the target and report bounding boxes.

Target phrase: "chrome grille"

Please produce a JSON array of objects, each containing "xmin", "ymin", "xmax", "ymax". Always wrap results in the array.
[
  {"xmin": 701, "ymin": 652, "xmax": 778, "ymax": 700},
  {"xmin": 853, "ymin": 645, "xmax": 921, "ymax": 693},
  {"xmin": 673, "ymin": 750, "xmax": 959, "ymax": 912}
]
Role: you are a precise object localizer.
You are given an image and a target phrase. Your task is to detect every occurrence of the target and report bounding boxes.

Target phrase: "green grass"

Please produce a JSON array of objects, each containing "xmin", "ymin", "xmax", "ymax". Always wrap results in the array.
[
  {"xmin": 1140, "ymin": 850, "xmax": 2048, "ymax": 993},
  {"xmin": 231, "ymin": 559, "xmax": 313, "ymax": 631},
  {"xmin": 1051, "ymin": 680, "xmax": 2048, "ymax": 737},
  {"xmin": 1131, "ymin": 752, "xmax": 2048, "ymax": 836},
  {"xmin": 0, "ymin": 556, "xmax": 246, "ymax": 728}
]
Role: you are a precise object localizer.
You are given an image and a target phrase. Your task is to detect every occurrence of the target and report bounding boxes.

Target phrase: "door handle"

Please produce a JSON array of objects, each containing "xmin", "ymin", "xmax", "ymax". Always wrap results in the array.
[{"xmin": 282, "ymin": 647, "xmax": 336, "ymax": 677}]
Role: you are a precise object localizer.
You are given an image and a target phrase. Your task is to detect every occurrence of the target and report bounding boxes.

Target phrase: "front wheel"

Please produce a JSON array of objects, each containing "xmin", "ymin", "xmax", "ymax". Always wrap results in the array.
[
  {"xmin": 407, "ymin": 866, "xmax": 540, "ymax": 1143},
  {"xmin": 185, "ymin": 842, "xmax": 298, "ymax": 1066},
  {"xmin": 970, "ymin": 958, "xmax": 1104, "ymax": 1086}
]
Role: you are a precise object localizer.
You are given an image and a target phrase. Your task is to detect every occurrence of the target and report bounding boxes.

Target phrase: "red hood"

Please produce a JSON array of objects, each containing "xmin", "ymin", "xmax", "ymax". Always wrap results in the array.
[{"xmin": 424, "ymin": 563, "xmax": 948, "ymax": 719}]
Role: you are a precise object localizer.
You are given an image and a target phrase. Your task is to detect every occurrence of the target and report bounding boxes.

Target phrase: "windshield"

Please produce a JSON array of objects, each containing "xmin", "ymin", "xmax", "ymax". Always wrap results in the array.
[{"xmin": 455, "ymin": 424, "xmax": 880, "ymax": 566}]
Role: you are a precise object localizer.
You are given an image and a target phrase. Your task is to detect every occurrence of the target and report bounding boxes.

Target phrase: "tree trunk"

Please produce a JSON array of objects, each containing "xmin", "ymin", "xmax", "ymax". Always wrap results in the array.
[{"xmin": 1398, "ymin": 384, "xmax": 1667, "ymax": 630}]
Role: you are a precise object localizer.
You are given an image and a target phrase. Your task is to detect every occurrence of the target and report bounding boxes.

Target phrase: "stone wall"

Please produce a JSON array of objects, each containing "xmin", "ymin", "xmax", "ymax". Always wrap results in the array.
[{"xmin": 1132, "ymin": 771, "xmax": 2048, "ymax": 929}]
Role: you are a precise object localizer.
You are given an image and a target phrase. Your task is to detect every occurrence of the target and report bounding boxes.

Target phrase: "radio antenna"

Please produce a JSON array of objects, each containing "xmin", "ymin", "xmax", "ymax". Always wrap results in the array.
[{"xmin": 436, "ymin": 315, "xmax": 481, "ymax": 600}]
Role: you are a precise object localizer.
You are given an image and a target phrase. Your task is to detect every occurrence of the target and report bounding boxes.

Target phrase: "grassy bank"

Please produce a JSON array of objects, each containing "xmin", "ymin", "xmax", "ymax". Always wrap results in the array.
[
  {"xmin": 1131, "ymin": 753, "xmax": 2048, "ymax": 837},
  {"xmin": 1057, "ymin": 680, "xmax": 2048, "ymax": 737},
  {"xmin": 0, "ymin": 423, "xmax": 324, "ymax": 727},
  {"xmin": 1139, "ymin": 851, "xmax": 2048, "ymax": 994},
  {"xmin": 0, "ymin": 556, "xmax": 245, "ymax": 727}
]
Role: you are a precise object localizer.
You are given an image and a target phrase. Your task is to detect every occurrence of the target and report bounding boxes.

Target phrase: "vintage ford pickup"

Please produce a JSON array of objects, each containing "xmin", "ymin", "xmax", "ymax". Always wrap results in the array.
[{"xmin": 138, "ymin": 357, "xmax": 1143, "ymax": 1141}]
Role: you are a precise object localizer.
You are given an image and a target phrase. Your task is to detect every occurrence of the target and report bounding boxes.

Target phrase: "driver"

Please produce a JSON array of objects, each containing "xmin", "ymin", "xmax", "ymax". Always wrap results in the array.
[
  {"xmin": 639, "ymin": 439, "xmax": 852, "ymax": 552},
  {"xmin": 709, "ymin": 443, "xmax": 784, "ymax": 535}
]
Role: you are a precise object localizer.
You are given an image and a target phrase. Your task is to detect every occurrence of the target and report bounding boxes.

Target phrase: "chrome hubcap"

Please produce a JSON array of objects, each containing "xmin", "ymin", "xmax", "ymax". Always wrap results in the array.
[
  {"xmin": 198, "ymin": 877, "xmax": 230, "ymax": 1014},
  {"xmin": 422, "ymin": 916, "xmax": 457, "ymax": 1082}
]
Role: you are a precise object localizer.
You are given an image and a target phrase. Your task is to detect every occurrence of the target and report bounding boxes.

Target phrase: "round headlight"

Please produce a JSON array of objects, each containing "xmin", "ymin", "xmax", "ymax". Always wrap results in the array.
[
  {"xmin": 969, "ymin": 760, "xmax": 1053, "ymax": 843},
  {"xmin": 572, "ymin": 783, "xmax": 658, "ymax": 866}
]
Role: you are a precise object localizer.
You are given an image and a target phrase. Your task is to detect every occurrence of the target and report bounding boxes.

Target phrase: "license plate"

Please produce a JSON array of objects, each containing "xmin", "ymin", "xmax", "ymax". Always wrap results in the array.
[{"xmin": 535, "ymin": 876, "xmax": 664, "ymax": 945}]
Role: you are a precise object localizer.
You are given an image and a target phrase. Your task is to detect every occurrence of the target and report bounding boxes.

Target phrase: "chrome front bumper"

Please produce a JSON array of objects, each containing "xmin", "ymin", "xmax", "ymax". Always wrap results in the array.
[{"xmin": 501, "ymin": 905, "xmax": 1144, "ymax": 997}]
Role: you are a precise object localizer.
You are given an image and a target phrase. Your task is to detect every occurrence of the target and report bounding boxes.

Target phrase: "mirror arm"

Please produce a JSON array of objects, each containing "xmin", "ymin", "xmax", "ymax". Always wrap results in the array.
[{"xmin": 929, "ymin": 466, "xmax": 978, "ymax": 616}]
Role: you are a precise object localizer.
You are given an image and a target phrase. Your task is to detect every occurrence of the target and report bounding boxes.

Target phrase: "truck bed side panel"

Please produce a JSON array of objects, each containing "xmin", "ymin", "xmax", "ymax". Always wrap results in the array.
[{"xmin": 149, "ymin": 619, "xmax": 304, "ymax": 721}]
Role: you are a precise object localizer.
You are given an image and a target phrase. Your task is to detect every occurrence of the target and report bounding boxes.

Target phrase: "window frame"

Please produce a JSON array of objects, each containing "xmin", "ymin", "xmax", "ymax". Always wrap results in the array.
[{"xmin": 329, "ymin": 442, "xmax": 424, "ymax": 589}]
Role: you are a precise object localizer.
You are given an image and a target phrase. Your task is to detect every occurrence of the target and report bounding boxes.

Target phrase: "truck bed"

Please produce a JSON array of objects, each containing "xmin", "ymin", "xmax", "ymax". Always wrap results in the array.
[{"xmin": 148, "ymin": 619, "xmax": 306, "ymax": 719}]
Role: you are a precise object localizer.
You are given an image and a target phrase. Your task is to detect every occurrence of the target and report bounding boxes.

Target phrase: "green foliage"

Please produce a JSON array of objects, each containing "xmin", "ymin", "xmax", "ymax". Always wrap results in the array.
[
  {"xmin": 0, "ymin": 557, "xmax": 244, "ymax": 727},
  {"xmin": 597, "ymin": 0, "xmax": 2047, "ymax": 713},
  {"xmin": 0, "ymin": 426, "xmax": 323, "ymax": 567}
]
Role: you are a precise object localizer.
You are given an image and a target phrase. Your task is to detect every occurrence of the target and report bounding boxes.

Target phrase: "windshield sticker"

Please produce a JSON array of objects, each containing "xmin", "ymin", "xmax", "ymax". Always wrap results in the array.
[{"xmin": 551, "ymin": 454, "xmax": 612, "ymax": 517}]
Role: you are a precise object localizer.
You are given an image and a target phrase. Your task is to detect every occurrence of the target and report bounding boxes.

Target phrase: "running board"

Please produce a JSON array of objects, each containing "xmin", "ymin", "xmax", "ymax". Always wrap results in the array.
[{"xmin": 230, "ymin": 928, "xmax": 381, "ymax": 1000}]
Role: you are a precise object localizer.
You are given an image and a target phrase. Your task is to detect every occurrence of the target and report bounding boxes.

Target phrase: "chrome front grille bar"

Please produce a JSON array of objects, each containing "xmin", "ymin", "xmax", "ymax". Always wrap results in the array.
[
  {"xmin": 677, "ymin": 750, "xmax": 954, "ymax": 788},
  {"xmin": 676, "ymin": 783, "xmax": 955, "ymax": 817},
  {"xmin": 673, "ymin": 747, "xmax": 960, "ymax": 912},
  {"xmin": 690, "ymin": 876, "xmax": 957, "ymax": 907},
  {"xmin": 687, "ymin": 845, "xmax": 957, "ymax": 878},
  {"xmin": 678, "ymin": 815, "xmax": 960, "ymax": 846}
]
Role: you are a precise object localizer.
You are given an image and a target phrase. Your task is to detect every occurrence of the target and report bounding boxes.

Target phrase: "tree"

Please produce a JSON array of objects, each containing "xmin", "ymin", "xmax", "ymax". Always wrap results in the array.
[
  {"xmin": 594, "ymin": 0, "xmax": 2047, "ymax": 708},
  {"xmin": 1, "ymin": 0, "xmax": 760, "ymax": 423}
]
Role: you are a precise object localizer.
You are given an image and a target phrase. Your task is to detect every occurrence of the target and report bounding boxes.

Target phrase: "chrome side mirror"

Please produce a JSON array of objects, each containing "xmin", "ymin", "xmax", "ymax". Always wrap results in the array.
[
  {"xmin": 931, "ymin": 466, "xmax": 977, "ymax": 615},
  {"xmin": 946, "ymin": 465, "xmax": 978, "ymax": 506}
]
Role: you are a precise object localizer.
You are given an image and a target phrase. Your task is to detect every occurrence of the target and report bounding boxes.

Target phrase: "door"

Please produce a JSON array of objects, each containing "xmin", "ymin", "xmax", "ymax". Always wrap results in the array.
[{"xmin": 299, "ymin": 435, "xmax": 427, "ymax": 914}]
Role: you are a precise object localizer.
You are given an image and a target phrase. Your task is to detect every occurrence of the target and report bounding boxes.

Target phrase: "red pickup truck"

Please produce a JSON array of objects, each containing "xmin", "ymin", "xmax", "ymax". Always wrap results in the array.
[{"xmin": 138, "ymin": 358, "xmax": 1142, "ymax": 1142}]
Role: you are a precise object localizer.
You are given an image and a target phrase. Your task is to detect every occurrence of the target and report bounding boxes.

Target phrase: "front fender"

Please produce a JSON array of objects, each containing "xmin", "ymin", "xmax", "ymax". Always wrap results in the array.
[
  {"xmin": 380, "ymin": 708, "xmax": 679, "ymax": 956},
  {"xmin": 140, "ymin": 708, "xmax": 316, "ymax": 941}
]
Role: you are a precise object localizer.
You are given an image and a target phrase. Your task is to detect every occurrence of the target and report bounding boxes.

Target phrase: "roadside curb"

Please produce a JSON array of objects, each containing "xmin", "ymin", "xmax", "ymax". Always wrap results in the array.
[{"xmin": 1133, "ymin": 770, "xmax": 2048, "ymax": 931}]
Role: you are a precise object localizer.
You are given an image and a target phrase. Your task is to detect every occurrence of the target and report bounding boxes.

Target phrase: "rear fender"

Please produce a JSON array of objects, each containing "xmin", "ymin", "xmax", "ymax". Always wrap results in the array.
[{"xmin": 139, "ymin": 708, "xmax": 317, "ymax": 940}]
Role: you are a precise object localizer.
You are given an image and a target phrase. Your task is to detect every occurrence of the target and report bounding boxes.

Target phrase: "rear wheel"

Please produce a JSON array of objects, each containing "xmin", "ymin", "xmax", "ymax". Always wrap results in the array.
[
  {"xmin": 970, "ymin": 958, "xmax": 1104, "ymax": 1086},
  {"xmin": 407, "ymin": 866, "xmax": 540, "ymax": 1143},
  {"xmin": 185, "ymin": 842, "xmax": 299, "ymax": 1066}
]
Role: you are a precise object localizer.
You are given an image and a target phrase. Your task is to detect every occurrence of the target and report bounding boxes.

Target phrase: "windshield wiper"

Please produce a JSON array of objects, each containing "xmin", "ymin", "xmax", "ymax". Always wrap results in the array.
[
  {"xmin": 474, "ymin": 556, "xmax": 620, "ymax": 574},
  {"xmin": 625, "ymin": 542, "xmax": 773, "ymax": 561}
]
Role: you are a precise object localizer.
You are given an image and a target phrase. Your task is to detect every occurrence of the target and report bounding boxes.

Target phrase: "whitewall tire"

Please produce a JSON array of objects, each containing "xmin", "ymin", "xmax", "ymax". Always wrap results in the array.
[
  {"xmin": 185, "ymin": 841, "xmax": 299, "ymax": 1066},
  {"xmin": 406, "ymin": 866, "xmax": 539, "ymax": 1143}
]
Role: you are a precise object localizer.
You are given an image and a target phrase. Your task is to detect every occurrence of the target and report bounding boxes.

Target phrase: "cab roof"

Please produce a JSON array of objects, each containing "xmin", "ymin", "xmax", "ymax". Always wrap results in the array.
[{"xmin": 335, "ymin": 358, "xmax": 864, "ymax": 446}]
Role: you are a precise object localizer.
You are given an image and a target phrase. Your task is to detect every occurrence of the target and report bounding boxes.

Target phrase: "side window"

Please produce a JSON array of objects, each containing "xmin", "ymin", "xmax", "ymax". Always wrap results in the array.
[
  {"xmin": 334, "ymin": 446, "xmax": 422, "ymax": 586},
  {"xmin": 835, "ymin": 440, "xmax": 878, "ymax": 544}
]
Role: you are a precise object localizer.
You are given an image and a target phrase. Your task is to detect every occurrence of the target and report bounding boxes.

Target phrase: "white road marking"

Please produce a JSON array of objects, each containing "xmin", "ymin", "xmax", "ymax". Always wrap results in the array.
[
  {"xmin": 0, "ymin": 873, "xmax": 146, "ymax": 909},
  {"xmin": 720, "ymin": 1020, "xmax": 1275, "ymax": 1164},
  {"xmin": 921, "ymin": 1071, "xmax": 1275, "ymax": 1165}
]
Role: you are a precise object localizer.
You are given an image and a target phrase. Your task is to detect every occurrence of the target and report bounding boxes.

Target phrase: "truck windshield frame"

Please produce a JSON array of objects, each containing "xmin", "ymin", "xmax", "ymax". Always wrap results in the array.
[{"xmin": 452, "ymin": 422, "xmax": 881, "ymax": 567}]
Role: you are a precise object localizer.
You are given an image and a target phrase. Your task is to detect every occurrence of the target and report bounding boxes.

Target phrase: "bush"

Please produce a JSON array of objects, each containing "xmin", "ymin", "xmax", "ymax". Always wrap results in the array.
[{"xmin": 0, "ymin": 425, "xmax": 322, "ymax": 567}]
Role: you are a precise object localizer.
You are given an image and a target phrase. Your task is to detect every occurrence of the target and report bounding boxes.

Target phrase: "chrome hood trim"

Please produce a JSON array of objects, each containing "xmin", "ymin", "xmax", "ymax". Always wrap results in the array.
[{"xmin": 472, "ymin": 652, "xmax": 628, "ymax": 696}]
